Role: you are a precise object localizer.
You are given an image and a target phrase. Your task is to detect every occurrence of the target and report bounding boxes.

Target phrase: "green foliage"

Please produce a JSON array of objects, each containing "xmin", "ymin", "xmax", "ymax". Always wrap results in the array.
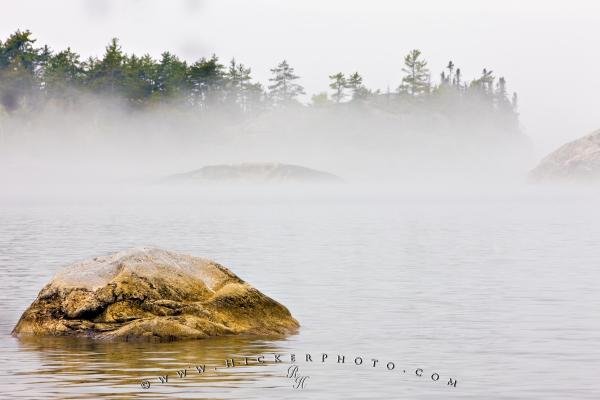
[
  {"xmin": 155, "ymin": 52, "xmax": 188, "ymax": 99},
  {"xmin": 328, "ymin": 72, "xmax": 347, "ymax": 103},
  {"xmin": 268, "ymin": 60, "xmax": 305, "ymax": 105},
  {"xmin": 123, "ymin": 54, "xmax": 158, "ymax": 104},
  {"xmin": 0, "ymin": 31, "xmax": 520, "ymax": 134},
  {"xmin": 225, "ymin": 58, "xmax": 255, "ymax": 112},
  {"xmin": 0, "ymin": 29, "xmax": 43, "ymax": 72},
  {"xmin": 398, "ymin": 49, "xmax": 430, "ymax": 97},
  {"xmin": 0, "ymin": 30, "xmax": 45, "ymax": 110},
  {"xmin": 310, "ymin": 92, "xmax": 331, "ymax": 107},
  {"xmin": 188, "ymin": 54, "xmax": 226, "ymax": 109},
  {"xmin": 346, "ymin": 72, "xmax": 370, "ymax": 101},
  {"xmin": 470, "ymin": 68, "xmax": 495, "ymax": 95},
  {"xmin": 87, "ymin": 38, "xmax": 126, "ymax": 94},
  {"xmin": 44, "ymin": 48, "xmax": 83, "ymax": 88}
]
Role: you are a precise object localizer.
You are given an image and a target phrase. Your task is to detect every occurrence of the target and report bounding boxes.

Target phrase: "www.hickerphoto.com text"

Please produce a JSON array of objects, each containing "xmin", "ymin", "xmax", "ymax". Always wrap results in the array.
[{"xmin": 140, "ymin": 352, "xmax": 459, "ymax": 390}]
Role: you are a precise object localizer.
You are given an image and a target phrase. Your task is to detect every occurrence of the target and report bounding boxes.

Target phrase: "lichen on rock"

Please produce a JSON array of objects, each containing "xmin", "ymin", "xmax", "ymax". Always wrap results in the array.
[{"xmin": 12, "ymin": 248, "xmax": 299, "ymax": 341}]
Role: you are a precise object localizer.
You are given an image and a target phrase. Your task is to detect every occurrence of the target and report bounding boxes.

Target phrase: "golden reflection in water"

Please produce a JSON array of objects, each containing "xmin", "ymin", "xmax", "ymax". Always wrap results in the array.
[{"xmin": 13, "ymin": 335, "xmax": 293, "ymax": 399}]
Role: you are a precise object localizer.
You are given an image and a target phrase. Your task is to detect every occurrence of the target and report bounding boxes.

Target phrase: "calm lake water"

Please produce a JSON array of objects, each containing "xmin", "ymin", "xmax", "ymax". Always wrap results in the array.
[{"xmin": 1, "ymin": 185, "xmax": 599, "ymax": 399}]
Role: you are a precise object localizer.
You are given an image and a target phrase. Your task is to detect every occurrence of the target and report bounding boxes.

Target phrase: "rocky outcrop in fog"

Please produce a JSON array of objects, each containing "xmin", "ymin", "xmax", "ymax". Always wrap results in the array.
[
  {"xmin": 530, "ymin": 129, "xmax": 600, "ymax": 182},
  {"xmin": 167, "ymin": 162, "xmax": 343, "ymax": 184},
  {"xmin": 12, "ymin": 248, "xmax": 299, "ymax": 341}
]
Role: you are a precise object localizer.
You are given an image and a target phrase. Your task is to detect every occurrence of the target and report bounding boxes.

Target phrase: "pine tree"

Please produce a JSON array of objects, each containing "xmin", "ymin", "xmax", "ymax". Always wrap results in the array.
[
  {"xmin": 453, "ymin": 68, "xmax": 462, "ymax": 87},
  {"xmin": 472, "ymin": 68, "xmax": 494, "ymax": 94},
  {"xmin": 0, "ymin": 30, "xmax": 45, "ymax": 111},
  {"xmin": 45, "ymin": 48, "xmax": 82, "ymax": 84},
  {"xmin": 346, "ymin": 72, "xmax": 370, "ymax": 101},
  {"xmin": 268, "ymin": 60, "xmax": 305, "ymax": 105},
  {"xmin": 188, "ymin": 54, "xmax": 226, "ymax": 109},
  {"xmin": 328, "ymin": 72, "xmax": 347, "ymax": 103},
  {"xmin": 43, "ymin": 48, "xmax": 84, "ymax": 97},
  {"xmin": 87, "ymin": 38, "xmax": 126, "ymax": 94},
  {"xmin": 226, "ymin": 58, "xmax": 253, "ymax": 112},
  {"xmin": 398, "ymin": 49, "xmax": 430, "ymax": 96},
  {"xmin": 495, "ymin": 76, "xmax": 514, "ymax": 113},
  {"xmin": 123, "ymin": 54, "xmax": 158, "ymax": 104},
  {"xmin": 154, "ymin": 52, "xmax": 187, "ymax": 100},
  {"xmin": 0, "ymin": 30, "xmax": 43, "ymax": 72},
  {"xmin": 446, "ymin": 61, "xmax": 454, "ymax": 83}
]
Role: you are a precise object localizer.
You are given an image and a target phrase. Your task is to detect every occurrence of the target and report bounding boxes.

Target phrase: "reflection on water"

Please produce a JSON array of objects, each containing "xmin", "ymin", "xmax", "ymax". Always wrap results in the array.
[{"xmin": 11, "ymin": 335, "xmax": 291, "ymax": 399}]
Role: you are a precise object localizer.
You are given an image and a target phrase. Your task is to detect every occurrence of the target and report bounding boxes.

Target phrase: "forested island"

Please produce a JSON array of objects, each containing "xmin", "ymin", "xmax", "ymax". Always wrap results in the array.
[
  {"xmin": 0, "ymin": 30, "xmax": 518, "ymax": 123},
  {"xmin": 0, "ymin": 30, "xmax": 528, "ymax": 182}
]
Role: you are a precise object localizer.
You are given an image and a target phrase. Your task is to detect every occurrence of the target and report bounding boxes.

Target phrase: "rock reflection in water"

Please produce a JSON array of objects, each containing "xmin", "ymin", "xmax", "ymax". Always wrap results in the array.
[{"xmin": 11, "ymin": 335, "xmax": 291, "ymax": 399}]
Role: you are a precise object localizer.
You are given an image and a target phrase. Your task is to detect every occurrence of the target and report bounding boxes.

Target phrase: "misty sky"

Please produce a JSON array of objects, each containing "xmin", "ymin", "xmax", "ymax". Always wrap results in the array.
[{"xmin": 1, "ymin": 0, "xmax": 599, "ymax": 158}]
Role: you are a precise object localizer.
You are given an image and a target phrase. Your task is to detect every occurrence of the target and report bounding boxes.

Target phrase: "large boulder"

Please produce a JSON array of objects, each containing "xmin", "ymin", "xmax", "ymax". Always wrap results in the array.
[
  {"xmin": 530, "ymin": 129, "xmax": 600, "ymax": 182},
  {"xmin": 166, "ymin": 162, "xmax": 343, "ymax": 184},
  {"xmin": 12, "ymin": 248, "xmax": 299, "ymax": 341}
]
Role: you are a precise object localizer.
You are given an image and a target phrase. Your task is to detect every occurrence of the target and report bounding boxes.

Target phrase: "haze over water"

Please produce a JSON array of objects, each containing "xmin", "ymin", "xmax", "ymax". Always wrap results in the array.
[{"xmin": 1, "ymin": 186, "xmax": 600, "ymax": 399}]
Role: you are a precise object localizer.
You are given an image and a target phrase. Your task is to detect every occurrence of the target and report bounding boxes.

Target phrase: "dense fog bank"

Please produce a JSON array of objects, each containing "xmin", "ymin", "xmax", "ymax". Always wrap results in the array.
[
  {"xmin": 0, "ymin": 31, "xmax": 531, "ymax": 188},
  {"xmin": 0, "ymin": 99, "xmax": 531, "ymax": 186}
]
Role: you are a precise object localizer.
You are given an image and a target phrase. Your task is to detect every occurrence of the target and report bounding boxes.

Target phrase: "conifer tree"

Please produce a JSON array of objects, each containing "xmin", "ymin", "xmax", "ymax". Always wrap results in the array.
[
  {"xmin": 43, "ymin": 48, "xmax": 84, "ymax": 99},
  {"xmin": 453, "ymin": 68, "xmax": 462, "ymax": 87},
  {"xmin": 472, "ymin": 68, "xmax": 494, "ymax": 94},
  {"xmin": 188, "ymin": 54, "xmax": 226, "ymax": 109},
  {"xmin": 123, "ymin": 54, "xmax": 158, "ymax": 104},
  {"xmin": 0, "ymin": 30, "xmax": 44, "ymax": 110},
  {"xmin": 226, "ymin": 58, "xmax": 253, "ymax": 112},
  {"xmin": 328, "ymin": 72, "xmax": 347, "ymax": 103},
  {"xmin": 494, "ymin": 76, "xmax": 514, "ymax": 113},
  {"xmin": 155, "ymin": 52, "xmax": 187, "ymax": 99},
  {"xmin": 268, "ymin": 60, "xmax": 305, "ymax": 105},
  {"xmin": 87, "ymin": 38, "xmax": 126, "ymax": 94},
  {"xmin": 0, "ymin": 30, "xmax": 43, "ymax": 72},
  {"xmin": 398, "ymin": 49, "xmax": 430, "ymax": 96},
  {"xmin": 346, "ymin": 72, "xmax": 370, "ymax": 100},
  {"xmin": 446, "ymin": 61, "xmax": 454, "ymax": 83}
]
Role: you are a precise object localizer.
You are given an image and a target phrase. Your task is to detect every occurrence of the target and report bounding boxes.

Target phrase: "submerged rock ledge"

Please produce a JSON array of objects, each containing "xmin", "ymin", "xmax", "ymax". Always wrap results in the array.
[{"xmin": 12, "ymin": 248, "xmax": 299, "ymax": 341}]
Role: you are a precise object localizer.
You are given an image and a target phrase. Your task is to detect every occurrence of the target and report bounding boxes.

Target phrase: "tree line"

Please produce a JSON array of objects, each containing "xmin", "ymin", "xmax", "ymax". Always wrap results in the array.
[{"xmin": 0, "ymin": 30, "xmax": 519, "ymax": 131}]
